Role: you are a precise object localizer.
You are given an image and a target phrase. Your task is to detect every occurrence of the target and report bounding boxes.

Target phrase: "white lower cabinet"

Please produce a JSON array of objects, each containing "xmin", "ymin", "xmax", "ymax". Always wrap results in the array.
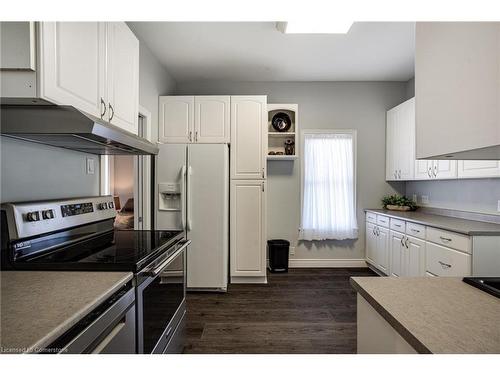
[
  {"xmin": 390, "ymin": 230, "xmax": 405, "ymax": 277},
  {"xmin": 366, "ymin": 222, "xmax": 377, "ymax": 265},
  {"xmin": 367, "ymin": 212, "xmax": 473, "ymax": 277},
  {"xmin": 230, "ymin": 180, "xmax": 267, "ymax": 281},
  {"xmin": 406, "ymin": 236, "xmax": 426, "ymax": 277},
  {"xmin": 389, "ymin": 231, "xmax": 426, "ymax": 277},
  {"xmin": 426, "ymin": 242, "xmax": 471, "ymax": 277},
  {"xmin": 365, "ymin": 221, "xmax": 389, "ymax": 275}
]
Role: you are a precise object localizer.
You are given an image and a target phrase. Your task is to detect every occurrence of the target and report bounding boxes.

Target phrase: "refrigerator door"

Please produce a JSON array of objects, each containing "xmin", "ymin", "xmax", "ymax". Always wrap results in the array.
[
  {"xmin": 187, "ymin": 144, "xmax": 229, "ymax": 291},
  {"xmin": 156, "ymin": 144, "xmax": 187, "ymax": 231}
]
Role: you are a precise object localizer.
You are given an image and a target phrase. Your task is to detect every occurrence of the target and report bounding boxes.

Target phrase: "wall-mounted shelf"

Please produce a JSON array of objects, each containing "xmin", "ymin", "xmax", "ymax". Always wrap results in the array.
[
  {"xmin": 267, "ymin": 104, "xmax": 298, "ymax": 162},
  {"xmin": 267, "ymin": 155, "xmax": 298, "ymax": 161}
]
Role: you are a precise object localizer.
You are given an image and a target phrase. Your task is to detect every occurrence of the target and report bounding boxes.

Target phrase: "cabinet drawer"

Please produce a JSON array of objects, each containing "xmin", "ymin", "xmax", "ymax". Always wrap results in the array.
[
  {"xmin": 426, "ymin": 242, "xmax": 471, "ymax": 277},
  {"xmin": 390, "ymin": 218, "xmax": 405, "ymax": 233},
  {"xmin": 366, "ymin": 212, "xmax": 377, "ymax": 224},
  {"xmin": 406, "ymin": 222, "xmax": 426, "ymax": 240},
  {"xmin": 376, "ymin": 215, "xmax": 390, "ymax": 228},
  {"xmin": 426, "ymin": 227, "xmax": 470, "ymax": 254}
]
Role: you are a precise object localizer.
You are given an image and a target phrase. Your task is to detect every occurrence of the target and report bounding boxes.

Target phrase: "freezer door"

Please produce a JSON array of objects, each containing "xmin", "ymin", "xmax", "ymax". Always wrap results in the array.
[
  {"xmin": 156, "ymin": 144, "xmax": 187, "ymax": 231},
  {"xmin": 186, "ymin": 144, "xmax": 229, "ymax": 290}
]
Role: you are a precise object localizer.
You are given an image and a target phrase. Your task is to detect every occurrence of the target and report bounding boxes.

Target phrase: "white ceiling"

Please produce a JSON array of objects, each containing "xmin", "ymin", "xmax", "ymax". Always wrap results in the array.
[{"xmin": 129, "ymin": 22, "xmax": 415, "ymax": 82}]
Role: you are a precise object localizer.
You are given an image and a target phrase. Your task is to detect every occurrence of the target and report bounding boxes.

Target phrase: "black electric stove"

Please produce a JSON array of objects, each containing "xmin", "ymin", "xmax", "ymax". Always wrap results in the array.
[{"xmin": 0, "ymin": 195, "xmax": 183, "ymax": 273}]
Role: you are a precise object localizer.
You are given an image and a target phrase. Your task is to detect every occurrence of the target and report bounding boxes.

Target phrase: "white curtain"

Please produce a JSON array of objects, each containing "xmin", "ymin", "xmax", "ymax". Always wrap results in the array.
[{"xmin": 299, "ymin": 132, "xmax": 358, "ymax": 241}]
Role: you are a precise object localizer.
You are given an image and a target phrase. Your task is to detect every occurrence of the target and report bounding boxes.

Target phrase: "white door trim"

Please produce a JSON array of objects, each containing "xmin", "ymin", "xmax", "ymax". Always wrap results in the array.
[{"xmin": 134, "ymin": 105, "xmax": 153, "ymax": 230}]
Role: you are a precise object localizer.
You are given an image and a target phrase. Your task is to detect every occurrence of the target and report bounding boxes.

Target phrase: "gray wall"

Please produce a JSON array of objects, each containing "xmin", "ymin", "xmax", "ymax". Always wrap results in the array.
[
  {"xmin": 406, "ymin": 179, "xmax": 500, "ymax": 215},
  {"xmin": 176, "ymin": 81, "xmax": 407, "ymax": 260},
  {"xmin": 0, "ymin": 138, "xmax": 100, "ymax": 202},
  {"xmin": 403, "ymin": 77, "xmax": 500, "ymax": 215},
  {"xmin": 136, "ymin": 40, "xmax": 177, "ymax": 142},
  {"xmin": 0, "ymin": 36, "xmax": 176, "ymax": 204}
]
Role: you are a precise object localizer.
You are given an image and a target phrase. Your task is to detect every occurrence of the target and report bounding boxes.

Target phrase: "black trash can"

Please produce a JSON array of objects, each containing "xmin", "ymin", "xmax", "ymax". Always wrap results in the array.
[{"xmin": 267, "ymin": 239, "xmax": 290, "ymax": 273}]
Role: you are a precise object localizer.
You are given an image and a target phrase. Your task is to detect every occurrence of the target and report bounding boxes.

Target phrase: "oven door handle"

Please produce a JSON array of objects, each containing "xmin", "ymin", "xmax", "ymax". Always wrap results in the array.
[{"xmin": 144, "ymin": 240, "xmax": 190, "ymax": 277}]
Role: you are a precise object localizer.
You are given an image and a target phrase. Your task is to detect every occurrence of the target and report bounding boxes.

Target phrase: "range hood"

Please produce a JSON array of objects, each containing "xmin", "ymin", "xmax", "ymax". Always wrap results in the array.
[{"xmin": 0, "ymin": 105, "xmax": 159, "ymax": 155}]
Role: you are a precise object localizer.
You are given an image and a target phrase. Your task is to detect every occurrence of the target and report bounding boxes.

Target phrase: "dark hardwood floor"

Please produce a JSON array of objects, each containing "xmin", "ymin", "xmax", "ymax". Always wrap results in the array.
[{"xmin": 183, "ymin": 267, "xmax": 377, "ymax": 354}]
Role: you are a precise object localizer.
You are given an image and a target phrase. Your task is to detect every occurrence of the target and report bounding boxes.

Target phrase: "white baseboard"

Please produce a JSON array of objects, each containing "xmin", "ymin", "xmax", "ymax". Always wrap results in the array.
[
  {"xmin": 288, "ymin": 258, "xmax": 368, "ymax": 268},
  {"xmin": 230, "ymin": 276, "xmax": 268, "ymax": 284}
]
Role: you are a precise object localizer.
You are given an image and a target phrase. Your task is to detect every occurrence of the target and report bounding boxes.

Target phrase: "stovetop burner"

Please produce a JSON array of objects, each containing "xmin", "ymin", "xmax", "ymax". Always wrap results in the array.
[{"xmin": 5, "ymin": 229, "xmax": 184, "ymax": 272}]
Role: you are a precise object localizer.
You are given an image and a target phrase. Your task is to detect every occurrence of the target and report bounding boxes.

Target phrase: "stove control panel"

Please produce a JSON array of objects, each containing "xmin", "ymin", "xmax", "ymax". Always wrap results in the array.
[{"xmin": 1, "ymin": 196, "xmax": 117, "ymax": 240}]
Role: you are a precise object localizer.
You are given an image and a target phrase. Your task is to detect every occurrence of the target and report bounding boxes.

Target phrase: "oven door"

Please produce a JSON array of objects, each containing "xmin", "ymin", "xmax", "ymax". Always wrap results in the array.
[{"xmin": 137, "ymin": 239, "xmax": 189, "ymax": 354}]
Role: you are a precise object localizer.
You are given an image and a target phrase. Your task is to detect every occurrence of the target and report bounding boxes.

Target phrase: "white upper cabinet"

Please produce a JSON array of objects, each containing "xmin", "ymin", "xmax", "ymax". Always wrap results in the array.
[
  {"xmin": 194, "ymin": 96, "xmax": 230, "ymax": 143},
  {"xmin": 106, "ymin": 22, "xmax": 139, "ymax": 134},
  {"xmin": 39, "ymin": 22, "xmax": 107, "ymax": 119},
  {"xmin": 415, "ymin": 22, "xmax": 500, "ymax": 160},
  {"xmin": 230, "ymin": 96, "xmax": 267, "ymax": 180},
  {"xmin": 159, "ymin": 96, "xmax": 194, "ymax": 143},
  {"xmin": 159, "ymin": 95, "xmax": 230, "ymax": 144},
  {"xmin": 386, "ymin": 97, "xmax": 415, "ymax": 181},
  {"xmin": 38, "ymin": 22, "xmax": 139, "ymax": 134},
  {"xmin": 457, "ymin": 160, "xmax": 500, "ymax": 178},
  {"xmin": 432, "ymin": 160, "xmax": 457, "ymax": 179}
]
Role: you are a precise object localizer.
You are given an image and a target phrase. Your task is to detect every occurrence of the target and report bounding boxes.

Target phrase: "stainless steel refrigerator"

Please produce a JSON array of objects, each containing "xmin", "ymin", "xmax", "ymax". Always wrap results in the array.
[{"xmin": 155, "ymin": 143, "xmax": 229, "ymax": 291}]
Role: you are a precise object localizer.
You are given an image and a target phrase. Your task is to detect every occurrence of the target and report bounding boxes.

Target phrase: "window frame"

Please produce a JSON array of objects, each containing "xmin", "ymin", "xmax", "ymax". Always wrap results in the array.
[{"xmin": 299, "ymin": 129, "xmax": 358, "ymax": 236}]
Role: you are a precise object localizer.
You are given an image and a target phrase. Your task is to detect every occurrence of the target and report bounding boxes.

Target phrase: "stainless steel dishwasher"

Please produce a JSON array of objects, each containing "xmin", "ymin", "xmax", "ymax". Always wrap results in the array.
[{"xmin": 47, "ymin": 285, "xmax": 136, "ymax": 354}]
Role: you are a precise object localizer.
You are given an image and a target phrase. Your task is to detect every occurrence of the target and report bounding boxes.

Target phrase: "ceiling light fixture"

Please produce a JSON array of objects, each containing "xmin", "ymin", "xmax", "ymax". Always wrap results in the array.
[{"xmin": 276, "ymin": 21, "xmax": 353, "ymax": 34}]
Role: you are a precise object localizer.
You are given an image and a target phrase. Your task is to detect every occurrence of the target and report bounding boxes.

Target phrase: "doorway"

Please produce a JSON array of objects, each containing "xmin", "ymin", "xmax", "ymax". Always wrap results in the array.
[{"xmin": 100, "ymin": 106, "xmax": 153, "ymax": 230}]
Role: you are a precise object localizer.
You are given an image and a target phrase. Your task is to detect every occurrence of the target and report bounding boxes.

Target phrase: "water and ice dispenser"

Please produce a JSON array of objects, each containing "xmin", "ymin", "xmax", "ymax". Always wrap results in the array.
[{"xmin": 158, "ymin": 182, "xmax": 181, "ymax": 211}]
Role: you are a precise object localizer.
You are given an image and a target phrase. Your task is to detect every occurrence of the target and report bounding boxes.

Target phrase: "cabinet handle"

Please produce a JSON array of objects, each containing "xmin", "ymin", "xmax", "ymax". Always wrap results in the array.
[
  {"xmin": 438, "ymin": 261, "xmax": 452, "ymax": 269},
  {"xmin": 262, "ymin": 182, "xmax": 264, "ymax": 192},
  {"xmin": 405, "ymin": 237, "xmax": 409, "ymax": 248},
  {"xmin": 427, "ymin": 167, "xmax": 432, "ymax": 178},
  {"xmin": 100, "ymin": 98, "xmax": 106, "ymax": 119},
  {"xmin": 400, "ymin": 236, "xmax": 405, "ymax": 246},
  {"xmin": 433, "ymin": 165, "xmax": 437, "ymax": 177},
  {"xmin": 262, "ymin": 168, "xmax": 265, "ymax": 178},
  {"xmin": 398, "ymin": 170, "xmax": 401, "ymax": 179},
  {"xmin": 394, "ymin": 171, "xmax": 397, "ymax": 179},
  {"xmin": 108, "ymin": 103, "xmax": 114, "ymax": 121},
  {"xmin": 411, "ymin": 228, "xmax": 420, "ymax": 233},
  {"xmin": 189, "ymin": 131, "xmax": 192, "ymax": 142},
  {"xmin": 195, "ymin": 131, "xmax": 198, "ymax": 142},
  {"xmin": 394, "ymin": 224, "xmax": 401, "ymax": 227},
  {"xmin": 439, "ymin": 236, "xmax": 452, "ymax": 242}
]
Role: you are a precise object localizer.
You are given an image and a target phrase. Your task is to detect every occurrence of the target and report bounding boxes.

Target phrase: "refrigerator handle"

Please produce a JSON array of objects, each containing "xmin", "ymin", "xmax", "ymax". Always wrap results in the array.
[
  {"xmin": 187, "ymin": 165, "xmax": 193, "ymax": 231},
  {"xmin": 181, "ymin": 165, "xmax": 187, "ymax": 230}
]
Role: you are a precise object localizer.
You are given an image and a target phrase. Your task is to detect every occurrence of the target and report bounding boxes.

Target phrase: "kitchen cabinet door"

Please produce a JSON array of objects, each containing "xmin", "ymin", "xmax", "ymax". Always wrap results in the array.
[
  {"xmin": 432, "ymin": 160, "xmax": 457, "ymax": 179},
  {"xmin": 406, "ymin": 236, "xmax": 426, "ymax": 277},
  {"xmin": 385, "ymin": 108, "xmax": 398, "ymax": 181},
  {"xmin": 39, "ymin": 22, "xmax": 106, "ymax": 118},
  {"xmin": 376, "ymin": 227, "xmax": 390, "ymax": 275},
  {"xmin": 414, "ymin": 160, "xmax": 432, "ymax": 180},
  {"xmin": 159, "ymin": 96, "xmax": 194, "ymax": 143},
  {"xmin": 385, "ymin": 98, "xmax": 415, "ymax": 181},
  {"xmin": 230, "ymin": 96, "xmax": 267, "ymax": 179},
  {"xmin": 106, "ymin": 22, "xmax": 139, "ymax": 134},
  {"xmin": 390, "ymin": 230, "xmax": 405, "ymax": 277},
  {"xmin": 398, "ymin": 98, "xmax": 415, "ymax": 180},
  {"xmin": 457, "ymin": 160, "xmax": 500, "ymax": 178},
  {"xmin": 194, "ymin": 96, "xmax": 230, "ymax": 143},
  {"xmin": 365, "ymin": 222, "xmax": 377, "ymax": 266},
  {"xmin": 230, "ymin": 180, "xmax": 266, "ymax": 278}
]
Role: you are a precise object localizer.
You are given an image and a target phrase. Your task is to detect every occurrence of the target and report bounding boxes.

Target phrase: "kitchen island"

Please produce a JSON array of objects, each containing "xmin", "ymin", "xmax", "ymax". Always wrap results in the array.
[
  {"xmin": 350, "ymin": 276, "xmax": 500, "ymax": 354},
  {"xmin": 0, "ymin": 271, "xmax": 133, "ymax": 353}
]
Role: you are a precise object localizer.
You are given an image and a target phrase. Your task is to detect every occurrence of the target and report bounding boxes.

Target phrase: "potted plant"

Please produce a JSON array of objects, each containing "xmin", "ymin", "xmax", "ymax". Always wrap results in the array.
[{"xmin": 381, "ymin": 194, "xmax": 417, "ymax": 212}]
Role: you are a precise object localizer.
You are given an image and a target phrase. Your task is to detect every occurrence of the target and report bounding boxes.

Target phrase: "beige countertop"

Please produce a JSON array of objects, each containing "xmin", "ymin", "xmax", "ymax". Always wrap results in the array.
[
  {"xmin": 365, "ymin": 209, "xmax": 500, "ymax": 236},
  {"xmin": 351, "ymin": 276, "xmax": 500, "ymax": 354},
  {"xmin": 0, "ymin": 271, "xmax": 133, "ymax": 353}
]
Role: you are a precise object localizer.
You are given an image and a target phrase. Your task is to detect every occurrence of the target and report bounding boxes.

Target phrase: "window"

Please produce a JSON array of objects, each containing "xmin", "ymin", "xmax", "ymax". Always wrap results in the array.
[{"xmin": 299, "ymin": 130, "xmax": 358, "ymax": 241}]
